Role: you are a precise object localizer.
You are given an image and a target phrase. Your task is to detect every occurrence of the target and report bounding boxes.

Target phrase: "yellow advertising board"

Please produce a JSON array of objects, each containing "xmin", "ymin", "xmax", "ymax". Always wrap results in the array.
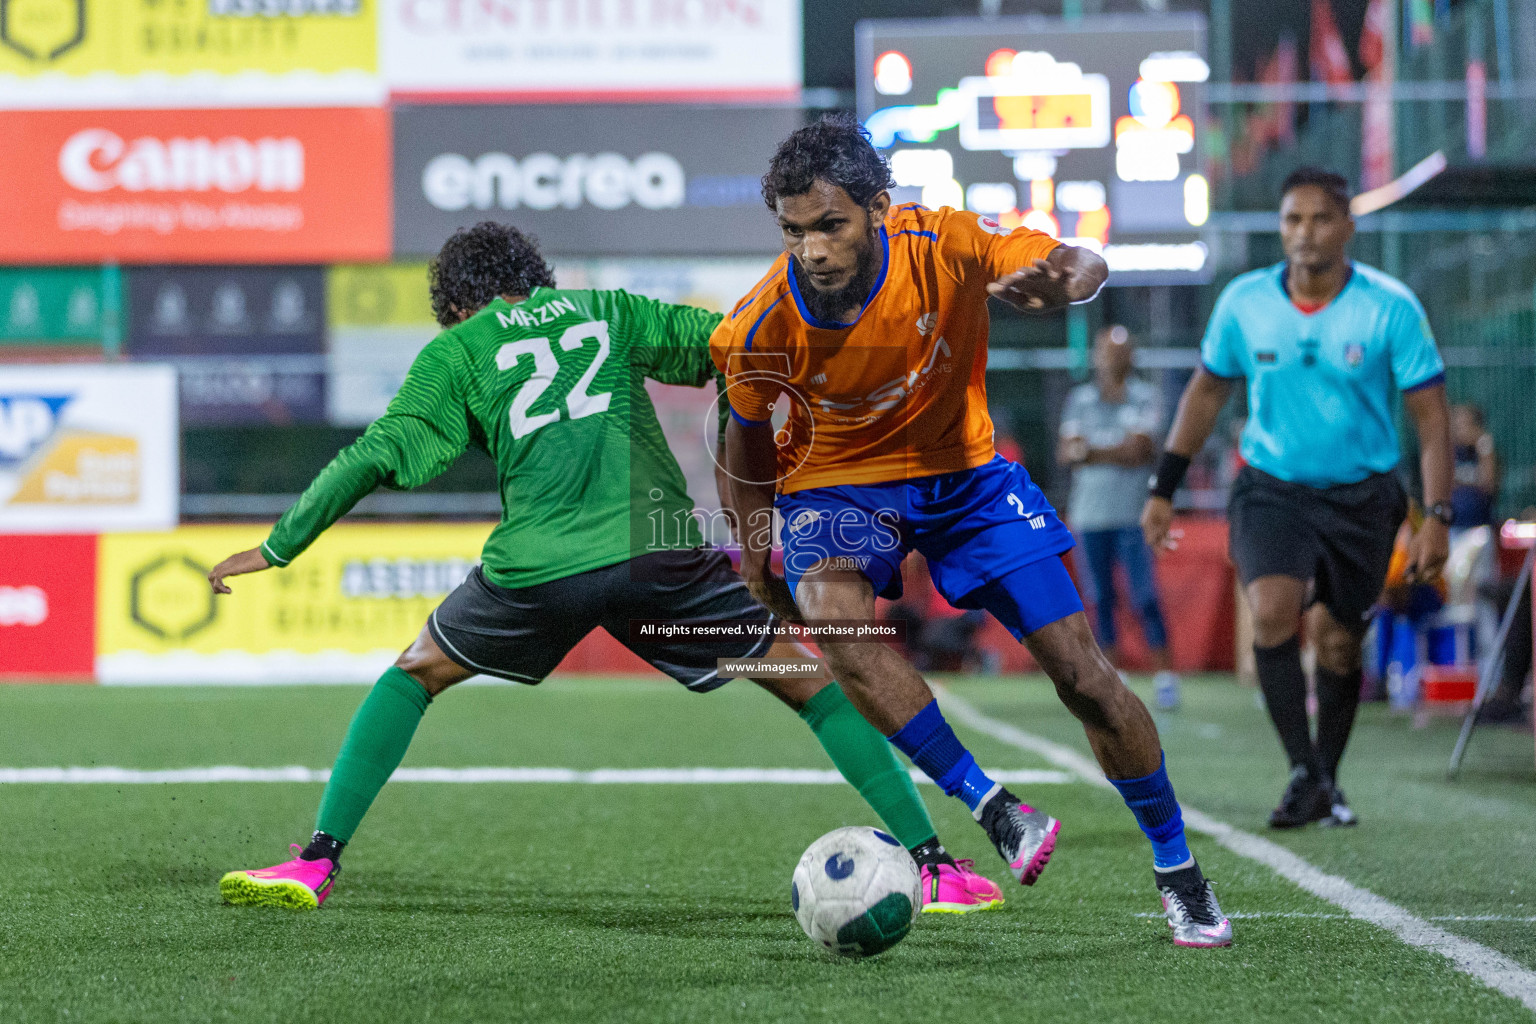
[
  {"xmin": 326, "ymin": 263, "xmax": 435, "ymax": 328},
  {"xmin": 96, "ymin": 523, "xmax": 489, "ymax": 683},
  {"xmin": 0, "ymin": 0, "xmax": 376, "ymax": 77}
]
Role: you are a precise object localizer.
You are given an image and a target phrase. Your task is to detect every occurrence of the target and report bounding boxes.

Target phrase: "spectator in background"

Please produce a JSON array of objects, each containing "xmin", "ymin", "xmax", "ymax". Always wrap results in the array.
[
  {"xmin": 1058, "ymin": 325, "xmax": 1181, "ymax": 709},
  {"xmin": 1450, "ymin": 404, "xmax": 1498, "ymax": 530}
]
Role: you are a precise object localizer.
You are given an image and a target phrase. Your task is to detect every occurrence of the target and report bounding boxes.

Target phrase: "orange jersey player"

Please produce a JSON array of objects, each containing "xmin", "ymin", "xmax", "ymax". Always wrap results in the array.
[
  {"xmin": 711, "ymin": 201, "xmax": 1058, "ymax": 494},
  {"xmin": 715, "ymin": 114, "xmax": 1233, "ymax": 948}
]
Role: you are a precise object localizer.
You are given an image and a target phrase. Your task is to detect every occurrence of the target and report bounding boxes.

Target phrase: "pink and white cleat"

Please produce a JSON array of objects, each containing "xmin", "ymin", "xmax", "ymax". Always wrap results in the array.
[
  {"xmin": 919, "ymin": 859, "xmax": 1005, "ymax": 914},
  {"xmin": 977, "ymin": 790, "xmax": 1061, "ymax": 885},
  {"xmin": 220, "ymin": 845, "xmax": 339, "ymax": 910},
  {"xmin": 1157, "ymin": 866, "xmax": 1234, "ymax": 947}
]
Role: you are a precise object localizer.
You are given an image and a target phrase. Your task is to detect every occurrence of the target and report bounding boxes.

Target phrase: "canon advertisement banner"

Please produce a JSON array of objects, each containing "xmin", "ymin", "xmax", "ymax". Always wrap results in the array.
[
  {"xmin": 383, "ymin": 0, "xmax": 801, "ymax": 101},
  {"xmin": 0, "ymin": 365, "xmax": 178, "ymax": 534},
  {"xmin": 0, "ymin": 108, "xmax": 391, "ymax": 264},
  {"xmin": 125, "ymin": 266, "xmax": 327, "ymax": 425},
  {"xmin": 393, "ymin": 104, "xmax": 799, "ymax": 257}
]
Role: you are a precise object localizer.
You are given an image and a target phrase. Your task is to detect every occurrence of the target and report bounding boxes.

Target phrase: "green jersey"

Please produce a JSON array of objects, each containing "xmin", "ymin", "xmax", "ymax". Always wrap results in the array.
[{"xmin": 262, "ymin": 288, "xmax": 725, "ymax": 588}]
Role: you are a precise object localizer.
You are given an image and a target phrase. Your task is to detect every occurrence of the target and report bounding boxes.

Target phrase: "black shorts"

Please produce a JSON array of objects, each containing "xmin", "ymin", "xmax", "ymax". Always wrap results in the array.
[
  {"xmin": 427, "ymin": 548, "xmax": 774, "ymax": 691},
  {"xmin": 1228, "ymin": 466, "xmax": 1407, "ymax": 626}
]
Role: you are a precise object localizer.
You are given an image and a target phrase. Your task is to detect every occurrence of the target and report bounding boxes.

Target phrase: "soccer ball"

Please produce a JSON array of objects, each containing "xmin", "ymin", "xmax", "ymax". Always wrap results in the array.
[{"xmin": 790, "ymin": 826, "xmax": 922, "ymax": 957}]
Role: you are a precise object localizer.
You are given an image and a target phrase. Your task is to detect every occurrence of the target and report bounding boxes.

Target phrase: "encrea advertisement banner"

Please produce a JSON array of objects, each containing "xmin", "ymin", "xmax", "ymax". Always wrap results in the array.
[
  {"xmin": 393, "ymin": 104, "xmax": 798, "ymax": 257},
  {"xmin": 0, "ymin": 108, "xmax": 391, "ymax": 264},
  {"xmin": 382, "ymin": 0, "xmax": 801, "ymax": 101},
  {"xmin": 0, "ymin": 365, "xmax": 177, "ymax": 533},
  {"xmin": 95, "ymin": 524, "xmax": 488, "ymax": 684}
]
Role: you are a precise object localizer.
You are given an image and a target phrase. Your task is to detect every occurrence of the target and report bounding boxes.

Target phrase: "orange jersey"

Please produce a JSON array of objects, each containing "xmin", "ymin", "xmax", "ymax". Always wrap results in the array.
[{"xmin": 710, "ymin": 204, "xmax": 1058, "ymax": 494}]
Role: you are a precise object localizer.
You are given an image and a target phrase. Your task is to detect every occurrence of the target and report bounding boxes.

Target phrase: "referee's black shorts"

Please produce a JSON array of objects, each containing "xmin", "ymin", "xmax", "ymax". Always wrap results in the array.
[
  {"xmin": 1228, "ymin": 465, "xmax": 1407, "ymax": 628},
  {"xmin": 427, "ymin": 548, "xmax": 774, "ymax": 691}
]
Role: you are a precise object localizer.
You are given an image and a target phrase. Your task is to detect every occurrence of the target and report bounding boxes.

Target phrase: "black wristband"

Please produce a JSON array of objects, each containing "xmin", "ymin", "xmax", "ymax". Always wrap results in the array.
[{"xmin": 1149, "ymin": 451, "xmax": 1191, "ymax": 501}]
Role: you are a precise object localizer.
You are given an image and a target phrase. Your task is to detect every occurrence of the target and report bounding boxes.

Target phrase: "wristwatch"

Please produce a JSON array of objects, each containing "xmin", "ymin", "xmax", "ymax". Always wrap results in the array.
[{"xmin": 1427, "ymin": 502, "xmax": 1454, "ymax": 526}]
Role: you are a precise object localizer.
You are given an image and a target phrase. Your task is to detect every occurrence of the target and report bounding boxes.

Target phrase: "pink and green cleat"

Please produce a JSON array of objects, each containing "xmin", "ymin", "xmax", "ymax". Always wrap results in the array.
[
  {"xmin": 220, "ymin": 845, "xmax": 339, "ymax": 910},
  {"xmin": 920, "ymin": 859, "xmax": 1005, "ymax": 914}
]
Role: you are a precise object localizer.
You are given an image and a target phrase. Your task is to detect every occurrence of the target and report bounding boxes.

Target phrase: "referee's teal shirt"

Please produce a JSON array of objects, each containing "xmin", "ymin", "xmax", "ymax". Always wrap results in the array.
[{"xmin": 1200, "ymin": 261, "xmax": 1445, "ymax": 488}]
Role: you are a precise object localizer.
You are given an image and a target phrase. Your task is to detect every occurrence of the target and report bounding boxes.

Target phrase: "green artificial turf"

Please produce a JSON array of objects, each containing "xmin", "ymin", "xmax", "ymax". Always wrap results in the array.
[{"xmin": 0, "ymin": 676, "xmax": 1531, "ymax": 1023}]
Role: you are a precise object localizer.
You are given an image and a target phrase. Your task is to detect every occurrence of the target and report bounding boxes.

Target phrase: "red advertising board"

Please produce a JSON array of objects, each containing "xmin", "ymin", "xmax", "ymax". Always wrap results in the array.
[
  {"xmin": 0, "ymin": 108, "xmax": 391, "ymax": 264},
  {"xmin": 0, "ymin": 534, "xmax": 97, "ymax": 679}
]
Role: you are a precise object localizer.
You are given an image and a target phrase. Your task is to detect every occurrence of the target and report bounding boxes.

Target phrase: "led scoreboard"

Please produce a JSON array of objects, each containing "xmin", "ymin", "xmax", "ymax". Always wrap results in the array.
[{"xmin": 856, "ymin": 14, "xmax": 1210, "ymax": 284}]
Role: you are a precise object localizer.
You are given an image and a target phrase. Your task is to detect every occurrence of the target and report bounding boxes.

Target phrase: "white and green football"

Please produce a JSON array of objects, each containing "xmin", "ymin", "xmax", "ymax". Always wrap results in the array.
[{"xmin": 790, "ymin": 826, "xmax": 922, "ymax": 957}]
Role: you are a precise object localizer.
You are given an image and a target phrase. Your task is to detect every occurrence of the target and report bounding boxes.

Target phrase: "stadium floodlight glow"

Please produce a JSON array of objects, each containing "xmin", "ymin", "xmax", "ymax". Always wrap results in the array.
[
  {"xmin": 985, "ymin": 48, "xmax": 1017, "ymax": 78},
  {"xmin": 1021, "ymin": 208, "xmax": 1061, "ymax": 238},
  {"xmin": 1059, "ymin": 235, "xmax": 1103, "ymax": 254},
  {"xmin": 874, "ymin": 51, "xmax": 913, "ymax": 96},
  {"xmin": 1140, "ymin": 51, "xmax": 1210, "ymax": 83},
  {"xmin": 1011, "ymin": 152, "xmax": 1058, "ymax": 181},
  {"xmin": 1029, "ymin": 177, "xmax": 1054, "ymax": 213},
  {"xmin": 1183, "ymin": 174, "xmax": 1210, "ymax": 226},
  {"xmin": 1055, "ymin": 179, "xmax": 1106, "ymax": 212},
  {"xmin": 965, "ymin": 181, "xmax": 1017, "ymax": 214},
  {"xmin": 958, "ymin": 53, "xmax": 1111, "ymax": 152},
  {"xmin": 889, "ymin": 148, "xmax": 954, "ymax": 188},
  {"xmin": 864, "ymin": 89, "xmax": 965, "ymax": 148},
  {"xmin": 921, "ymin": 177, "xmax": 965, "ymax": 211},
  {"xmin": 1103, "ymin": 241, "xmax": 1208, "ymax": 273}
]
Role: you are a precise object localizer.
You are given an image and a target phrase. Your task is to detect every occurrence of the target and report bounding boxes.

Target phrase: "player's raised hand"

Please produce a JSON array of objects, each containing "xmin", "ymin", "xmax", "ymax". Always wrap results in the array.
[
  {"xmin": 1140, "ymin": 497, "xmax": 1182, "ymax": 555},
  {"xmin": 988, "ymin": 259, "xmax": 1068, "ymax": 313},
  {"xmin": 208, "ymin": 546, "xmax": 273, "ymax": 595},
  {"xmin": 988, "ymin": 246, "xmax": 1108, "ymax": 313}
]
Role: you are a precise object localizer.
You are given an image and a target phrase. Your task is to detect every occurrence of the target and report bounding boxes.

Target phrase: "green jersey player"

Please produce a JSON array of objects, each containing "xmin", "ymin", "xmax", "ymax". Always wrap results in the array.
[{"xmin": 208, "ymin": 222, "xmax": 1003, "ymax": 913}]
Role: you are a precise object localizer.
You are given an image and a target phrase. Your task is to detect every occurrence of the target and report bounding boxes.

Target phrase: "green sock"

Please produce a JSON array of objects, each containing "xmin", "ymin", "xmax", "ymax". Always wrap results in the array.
[
  {"xmin": 798, "ymin": 683, "xmax": 938, "ymax": 849},
  {"xmin": 315, "ymin": 666, "xmax": 432, "ymax": 843}
]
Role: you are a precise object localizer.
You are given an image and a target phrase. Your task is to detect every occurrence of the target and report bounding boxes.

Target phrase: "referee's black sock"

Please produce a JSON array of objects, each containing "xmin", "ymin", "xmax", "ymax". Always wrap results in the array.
[
  {"xmin": 1315, "ymin": 666, "xmax": 1363, "ymax": 784},
  {"xmin": 1253, "ymin": 636, "xmax": 1323, "ymax": 778}
]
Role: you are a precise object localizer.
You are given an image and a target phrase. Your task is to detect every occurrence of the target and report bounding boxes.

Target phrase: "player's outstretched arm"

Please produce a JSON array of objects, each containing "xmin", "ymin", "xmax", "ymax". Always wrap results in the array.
[
  {"xmin": 1141, "ymin": 368, "xmax": 1233, "ymax": 554},
  {"xmin": 723, "ymin": 417, "xmax": 802, "ymax": 624},
  {"xmin": 207, "ymin": 547, "xmax": 272, "ymax": 595},
  {"xmin": 987, "ymin": 244, "xmax": 1108, "ymax": 314}
]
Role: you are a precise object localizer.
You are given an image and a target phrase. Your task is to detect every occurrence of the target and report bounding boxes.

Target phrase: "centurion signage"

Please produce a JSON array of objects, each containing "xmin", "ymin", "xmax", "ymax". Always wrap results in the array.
[
  {"xmin": 382, "ymin": 0, "xmax": 802, "ymax": 101},
  {"xmin": 393, "ymin": 104, "xmax": 800, "ymax": 257}
]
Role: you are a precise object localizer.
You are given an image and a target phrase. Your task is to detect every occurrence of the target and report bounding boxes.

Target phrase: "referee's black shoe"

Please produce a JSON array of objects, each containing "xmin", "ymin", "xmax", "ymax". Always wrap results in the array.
[{"xmin": 1267, "ymin": 766, "xmax": 1334, "ymax": 829}]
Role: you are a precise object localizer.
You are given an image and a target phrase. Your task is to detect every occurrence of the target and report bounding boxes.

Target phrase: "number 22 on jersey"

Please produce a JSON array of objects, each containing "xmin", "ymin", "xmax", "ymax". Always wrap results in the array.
[{"xmin": 495, "ymin": 320, "xmax": 613, "ymax": 439}]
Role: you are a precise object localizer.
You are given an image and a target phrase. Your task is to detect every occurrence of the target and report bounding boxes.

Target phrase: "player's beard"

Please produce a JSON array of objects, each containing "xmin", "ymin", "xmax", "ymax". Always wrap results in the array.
[{"xmin": 794, "ymin": 228, "xmax": 882, "ymax": 325}]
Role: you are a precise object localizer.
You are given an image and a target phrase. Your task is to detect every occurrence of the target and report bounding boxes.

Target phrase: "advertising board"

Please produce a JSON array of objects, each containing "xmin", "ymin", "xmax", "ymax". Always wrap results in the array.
[
  {"xmin": 94, "ymin": 524, "xmax": 488, "ymax": 684},
  {"xmin": 0, "ymin": 364, "xmax": 178, "ymax": 534},
  {"xmin": 127, "ymin": 265, "xmax": 327, "ymax": 425},
  {"xmin": 393, "ymin": 104, "xmax": 797, "ymax": 257},
  {"xmin": 0, "ymin": 0, "xmax": 378, "ymax": 106},
  {"xmin": 382, "ymin": 0, "xmax": 801, "ymax": 101},
  {"xmin": 0, "ymin": 534, "xmax": 97, "ymax": 678},
  {"xmin": 0, "ymin": 107, "xmax": 391, "ymax": 264}
]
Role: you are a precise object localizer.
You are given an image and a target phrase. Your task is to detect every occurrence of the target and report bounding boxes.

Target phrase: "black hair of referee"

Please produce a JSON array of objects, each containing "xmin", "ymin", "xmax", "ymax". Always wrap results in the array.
[{"xmin": 1141, "ymin": 167, "xmax": 1454, "ymax": 829}]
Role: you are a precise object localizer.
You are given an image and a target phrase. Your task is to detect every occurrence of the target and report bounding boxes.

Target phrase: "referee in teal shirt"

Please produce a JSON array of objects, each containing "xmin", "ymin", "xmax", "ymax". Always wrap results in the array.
[{"xmin": 1142, "ymin": 168, "xmax": 1453, "ymax": 829}]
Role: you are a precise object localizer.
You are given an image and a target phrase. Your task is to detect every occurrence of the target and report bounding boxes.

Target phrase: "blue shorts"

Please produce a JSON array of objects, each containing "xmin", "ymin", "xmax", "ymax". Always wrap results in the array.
[{"xmin": 776, "ymin": 455, "xmax": 1082, "ymax": 639}]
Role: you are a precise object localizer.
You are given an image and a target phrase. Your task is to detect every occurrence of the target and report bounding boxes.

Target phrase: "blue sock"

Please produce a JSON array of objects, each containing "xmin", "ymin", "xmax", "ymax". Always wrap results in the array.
[
  {"xmin": 1108, "ymin": 752, "xmax": 1192, "ymax": 870},
  {"xmin": 887, "ymin": 700, "xmax": 999, "ymax": 812}
]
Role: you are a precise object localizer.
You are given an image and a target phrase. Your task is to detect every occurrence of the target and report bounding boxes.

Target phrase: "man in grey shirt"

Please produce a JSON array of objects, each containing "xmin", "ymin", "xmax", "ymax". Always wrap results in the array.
[{"xmin": 1058, "ymin": 326, "xmax": 1180, "ymax": 708}]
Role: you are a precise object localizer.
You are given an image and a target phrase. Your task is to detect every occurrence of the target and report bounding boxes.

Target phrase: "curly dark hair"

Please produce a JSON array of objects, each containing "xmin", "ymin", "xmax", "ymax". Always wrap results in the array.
[
  {"xmin": 428, "ymin": 221, "xmax": 557, "ymax": 327},
  {"xmin": 761, "ymin": 112, "xmax": 895, "ymax": 211},
  {"xmin": 1281, "ymin": 167, "xmax": 1352, "ymax": 215}
]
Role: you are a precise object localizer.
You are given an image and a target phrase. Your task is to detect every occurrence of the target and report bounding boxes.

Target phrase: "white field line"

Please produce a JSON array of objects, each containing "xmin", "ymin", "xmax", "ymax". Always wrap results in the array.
[
  {"xmin": 1131, "ymin": 912, "xmax": 1536, "ymax": 923},
  {"xmin": 0, "ymin": 766, "xmax": 1071, "ymax": 787},
  {"xmin": 938, "ymin": 687, "xmax": 1536, "ymax": 1015}
]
